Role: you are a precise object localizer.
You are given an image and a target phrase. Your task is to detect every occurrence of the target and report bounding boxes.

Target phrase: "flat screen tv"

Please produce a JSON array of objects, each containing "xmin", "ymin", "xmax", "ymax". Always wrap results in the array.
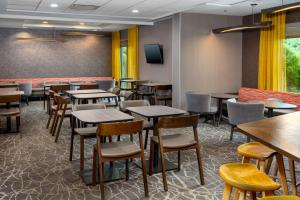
[{"xmin": 144, "ymin": 44, "xmax": 163, "ymax": 64}]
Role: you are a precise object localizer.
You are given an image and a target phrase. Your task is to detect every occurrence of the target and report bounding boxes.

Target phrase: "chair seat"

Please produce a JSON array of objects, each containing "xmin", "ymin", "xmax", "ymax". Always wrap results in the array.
[
  {"xmin": 219, "ymin": 163, "xmax": 280, "ymax": 192},
  {"xmin": 0, "ymin": 108, "xmax": 20, "ymax": 116},
  {"xmin": 74, "ymin": 127, "xmax": 97, "ymax": 137},
  {"xmin": 51, "ymin": 104, "xmax": 72, "ymax": 111},
  {"xmin": 143, "ymin": 120, "xmax": 153, "ymax": 129},
  {"xmin": 57, "ymin": 110, "xmax": 71, "ymax": 116},
  {"xmin": 151, "ymin": 134, "xmax": 197, "ymax": 149},
  {"xmin": 237, "ymin": 142, "xmax": 277, "ymax": 161},
  {"xmin": 259, "ymin": 196, "xmax": 300, "ymax": 200},
  {"xmin": 95, "ymin": 141, "xmax": 141, "ymax": 158}
]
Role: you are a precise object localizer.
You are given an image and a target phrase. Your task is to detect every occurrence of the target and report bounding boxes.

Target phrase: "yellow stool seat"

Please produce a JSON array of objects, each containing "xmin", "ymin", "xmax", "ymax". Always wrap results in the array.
[
  {"xmin": 219, "ymin": 163, "xmax": 280, "ymax": 192},
  {"xmin": 259, "ymin": 196, "xmax": 300, "ymax": 200},
  {"xmin": 237, "ymin": 142, "xmax": 276, "ymax": 160}
]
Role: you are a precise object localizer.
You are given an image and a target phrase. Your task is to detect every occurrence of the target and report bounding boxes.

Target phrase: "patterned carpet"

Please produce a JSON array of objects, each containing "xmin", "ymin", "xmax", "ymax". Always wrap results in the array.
[{"xmin": 0, "ymin": 101, "xmax": 291, "ymax": 200}]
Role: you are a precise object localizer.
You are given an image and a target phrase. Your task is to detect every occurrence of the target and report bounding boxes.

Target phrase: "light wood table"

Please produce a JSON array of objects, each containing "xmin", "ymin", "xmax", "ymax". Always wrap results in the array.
[
  {"xmin": 211, "ymin": 93, "xmax": 238, "ymax": 126},
  {"xmin": 73, "ymin": 92, "xmax": 118, "ymax": 106},
  {"xmin": 0, "ymin": 91, "xmax": 24, "ymax": 96},
  {"xmin": 71, "ymin": 109, "xmax": 134, "ymax": 184},
  {"xmin": 66, "ymin": 89, "xmax": 106, "ymax": 95},
  {"xmin": 142, "ymin": 82, "xmax": 171, "ymax": 88},
  {"xmin": 127, "ymin": 105, "xmax": 186, "ymax": 173},
  {"xmin": 238, "ymin": 111, "xmax": 300, "ymax": 195}
]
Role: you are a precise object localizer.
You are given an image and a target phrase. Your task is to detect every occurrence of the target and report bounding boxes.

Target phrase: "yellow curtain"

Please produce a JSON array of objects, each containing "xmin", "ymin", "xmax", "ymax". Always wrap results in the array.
[
  {"xmin": 112, "ymin": 32, "xmax": 121, "ymax": 82},
  {"xmin": 128, "ymin": 26, "xmax": 139, "ymax": 80},
  {"xmin": 258, "ymin": 12, "xmax": 286, "ymax": 91}
]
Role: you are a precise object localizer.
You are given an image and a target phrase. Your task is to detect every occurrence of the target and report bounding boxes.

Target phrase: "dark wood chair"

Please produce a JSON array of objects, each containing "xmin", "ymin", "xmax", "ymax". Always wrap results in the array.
[
  {"xmin": 47, "ymin": 85, "xmax": 70, "ymax": 113},
  {"xmin": 149, "ymin": 115, "xmax": 205, "ymax": 191},
  {"xmin": 79, "ymin": 84, "xmax": 98, "ymax": 90},
  {"xmin": 152, "ymin": 85, "xmax": 172, "ymax": 106},
  {"xmin": 92, "ymin": 120, "xmax": 149, "ymax": 199},
  {"xmin": 0, "ymin": 94, "xmax": 21, "ymax": 132}
]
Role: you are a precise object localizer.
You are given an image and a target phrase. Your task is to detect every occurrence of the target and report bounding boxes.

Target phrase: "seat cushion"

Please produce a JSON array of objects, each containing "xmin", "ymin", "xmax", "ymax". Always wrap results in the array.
[
  {"xmin": 0, "ymin": 108, "xmax": 20, "ymax": 116},
  {"xmin": 75, "ymin": 127, "xmax": 97, "ymax": 137},
  {"xmin": 151, "ymin": 134, "xmax": 197, "ymax": 149},
  {"xmin": 97, "ymin": 141, "xmax": 141, "ymax": 158},
  {"xmin": 237, "ymin": 142, "xmax": 277, "ymax": 161},
  {"xmin": 219, "ymin": 163, "xmax": 280, "ymax": 191}
]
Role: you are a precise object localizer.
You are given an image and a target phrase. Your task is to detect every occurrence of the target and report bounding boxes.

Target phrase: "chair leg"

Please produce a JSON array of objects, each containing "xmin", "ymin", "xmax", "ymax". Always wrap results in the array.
[
  {"xmin": 92, "ymin": 147, "xmax": 97, "ymax": 186},
  {"xmin": 149, "ymin": 141, "xmax": 154, "ymax": 176},
  {"xmin": 230, "ymin": 125, "xmax": 235, "ymax": 140},
  {"xmin": 16, "ymin": 116, "xmax": 20, "ymax": 132},
  {"xmin": 159, "ymin": 147, "xmax": 168, "ymax": 192},
  {"xmin": 212, "ymin": 114, "xmax": 216, "ymax": 126},
  {"xmin": 249, "ymin": 192, "xmax": 256, "ymax": 200},
  {"xmin": 195, "ymin": 145, "xmax": 205, "ymax": 185},
  {"xmin": 141, "ymin": 153, "xmax": 149, "ymax": 197},
  {"xmin": 259, "ymin": 160, "xmax": 266, "ymax": 172},
  {"xmin": 54, "ymin": 116, "xmax": 64, "ymax": 142},
  {"xmin": 289, "ymin": 158, "xmax": 297, "ymax": 195},
  {"xmin": 98, "ymin": 160, "xmax": 105, "ymax": 200},
  {"xmin": 241, "ymin": 156, "xmax": 250, "ymax": 163},
  {"xmin": 50, "ymin": 114, "xmax": 58, "ymax": 135},
  {"xmin": 222, "ymin": 183, "xmax": 232, "ymax": 200},
  {"xmin": 144, "ymin": 130, "xmax": 149, "ymax": 150},
  {"xmin": 178, "ymin": 151, "xmax": 181, "ymax": 171},
  {"xmin": 46, "ymin": 110, "xmax": 53, "ymax": 129},
  {"xmin": 125, "ymin": 159, "xmax": 129, "ymax": 181}
]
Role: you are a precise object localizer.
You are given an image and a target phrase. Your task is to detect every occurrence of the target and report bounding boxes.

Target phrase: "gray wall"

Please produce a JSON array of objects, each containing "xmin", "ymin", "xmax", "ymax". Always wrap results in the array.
[
  {"xmin": 138, "ymin": 19, "xmax": 172, "ymax": 83},
  {"xmin": 0, "ymin": 28, "xmax": 112, "ymax": 78},
  {"xmin": 180, "ymin": 13, "xmax": 243, "ymax": 108}
]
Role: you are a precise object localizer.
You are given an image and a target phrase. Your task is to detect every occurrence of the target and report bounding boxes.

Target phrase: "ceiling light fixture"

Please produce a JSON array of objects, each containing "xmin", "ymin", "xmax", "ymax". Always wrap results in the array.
[
  {"xmin": 205, "ymin": 3, "xmax": 231, "ymax": 7},
  {"xmin": 42, "ymin": 21, "xmax": 48, "ymax": 24},
  {"xmin": 263, "ymin": 2, "xmax": 300, "ymax": 14},
  {"xmin": 80, "ymin": 22, "xmax": 85, "ymax": 25},
  {"xmin": 213, "ymin": 4, "xmax": 272, "ymax": 34},
  {"xmin": 50, "ymin": 3, "xmax": 58, "ymax": 8},
  {"xmin": 132, "ymin": 9, "xmax": 139, "ymax": 13}
]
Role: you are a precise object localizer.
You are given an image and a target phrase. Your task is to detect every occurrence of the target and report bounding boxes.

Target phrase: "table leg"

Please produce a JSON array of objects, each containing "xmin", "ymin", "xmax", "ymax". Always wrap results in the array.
[
  {"xmin": 276, "ymin": 154, "xmax": 289, "ymax": 195},
  {"xmin": 80, "ymin": 136, "xmax": 84, "ymax": 174},
  {"xmin": 114, "ymin": 96, "xmax": 118, "ymax": 106},
  {"xmin": 217, "ymin": 99, "xmax": 223, "ymax": 126},
  {"xmin": 288, "ymin": 158, "xmax": 297, "ymax": 195},
  {"xmin": 268, "ymin": 108, "xmax": 274, "ymax": 118},
  {"xmin": 6, "ymin": 117, "xmax": 11, "ymax": 132},
  {"xmin": 43, "ymin": 86, "xmax": 46, "ymax": 110},
  {"xmin": 69, "ymin": 116, "xmax": 76, "ymax": 161}
]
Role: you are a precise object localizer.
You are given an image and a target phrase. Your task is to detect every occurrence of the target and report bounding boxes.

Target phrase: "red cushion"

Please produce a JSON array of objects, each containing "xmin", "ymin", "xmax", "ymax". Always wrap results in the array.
[{"xmin": 239, "ymin": 87, "xmax": 300, "ymax": 110}]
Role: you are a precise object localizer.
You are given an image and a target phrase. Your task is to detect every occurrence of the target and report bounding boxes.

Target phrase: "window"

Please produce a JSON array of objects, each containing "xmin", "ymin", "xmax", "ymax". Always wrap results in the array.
[
  {"xmin": 286, "ymin": 38, "xmax": 300, "ymax": 92},
  {"xmin": 120, "ymin": 46, "xmax": 128, "ymax": 79}
]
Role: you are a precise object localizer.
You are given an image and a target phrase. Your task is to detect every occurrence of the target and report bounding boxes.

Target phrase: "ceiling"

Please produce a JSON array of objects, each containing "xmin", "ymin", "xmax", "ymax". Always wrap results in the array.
[{"xmin": 0, "ymin": 0, "xmax": 300, "ymax": 31}]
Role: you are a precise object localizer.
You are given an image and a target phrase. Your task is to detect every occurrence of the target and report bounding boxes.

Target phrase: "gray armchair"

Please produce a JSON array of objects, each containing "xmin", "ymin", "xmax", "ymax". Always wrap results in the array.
[
  {"xmin": 185, "ymin": 91, "xmax": 218, "ymax": 125},
  {"xmin": 19, "ymin": 83, "xmax": 32, "ymax": 105},
  {"xmin": 227, "ymin": 98, "xmax": 264, "ymax": 140}
]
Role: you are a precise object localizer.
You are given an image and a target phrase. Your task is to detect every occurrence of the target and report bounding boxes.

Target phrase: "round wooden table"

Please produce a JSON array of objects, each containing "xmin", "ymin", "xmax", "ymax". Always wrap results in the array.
[
  {"xmin": 211, "ymin": 93, "xmax": 239, "ymax": 126},
  {"xmin": 249, "ymin": 100, "xmax": 297, "ymax": 117}
]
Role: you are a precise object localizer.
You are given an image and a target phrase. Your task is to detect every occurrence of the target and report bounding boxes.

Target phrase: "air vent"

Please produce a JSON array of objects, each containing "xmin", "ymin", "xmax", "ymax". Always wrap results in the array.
[{"xmin": 69, "ymin": 4, "xmax": 100, "ymax": 11}]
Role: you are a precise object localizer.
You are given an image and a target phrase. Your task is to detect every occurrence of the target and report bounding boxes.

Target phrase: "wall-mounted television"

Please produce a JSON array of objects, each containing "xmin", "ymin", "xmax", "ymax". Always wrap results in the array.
[{"xmin": 144, "ymin": 44, "xmax": 163, "ymax": 64}]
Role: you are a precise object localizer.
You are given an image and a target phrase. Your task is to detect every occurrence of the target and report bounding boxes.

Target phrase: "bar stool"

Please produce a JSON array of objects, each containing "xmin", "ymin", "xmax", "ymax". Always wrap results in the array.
[
  {"xmin": 259, "ymin": 196, "xmax": 300, "ymax": 200},
  {"xmin": 237, "ymin": 142, "xmax": 277, "ymax": 172},
  {"xmin": 220, "ymin": 163, "xmax": 280, "ymax": 200}
]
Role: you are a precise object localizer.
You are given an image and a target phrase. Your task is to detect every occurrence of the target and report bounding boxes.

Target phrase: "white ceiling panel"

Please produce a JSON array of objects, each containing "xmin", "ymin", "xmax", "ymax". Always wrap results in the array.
[{"xmin": 74, "ymin": 0, "xmax": 111, "ymax": 6}]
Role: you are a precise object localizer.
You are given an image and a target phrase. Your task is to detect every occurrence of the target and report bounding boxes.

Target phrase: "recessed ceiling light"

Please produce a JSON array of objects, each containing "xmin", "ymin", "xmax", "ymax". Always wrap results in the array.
[
  {"xmin": 42, "ymin": 21, "xmax": 48, "ymax": 24},
  {"xmin": 80, "ymin": 22, "xmax": 85, "ymax": 25},
  {"xmin": 50, "ymin": 3, "xmax": 58, "ymax": 8},
  {"xmin": 132, "ymin": 9, "xmax": 139, "ymax": 13},
  {"xmin": 206, "ymin": 3, "xmax": 231, "ymax": 7}
]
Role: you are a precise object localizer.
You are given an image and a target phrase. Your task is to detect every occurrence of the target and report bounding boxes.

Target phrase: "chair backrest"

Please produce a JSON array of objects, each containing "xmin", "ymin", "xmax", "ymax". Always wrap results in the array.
[
  {"xmin": 54, "ymin": 95, "xmax": 69, "ymax": 111},
  {"xmin": 120, "ymin": 90, "xmax": 134, "ymax": 100},
  {"xmin": 154, "ymin": 85, "xmax": 172, "ymax": 96},
  {"xmin": 79, "ymin": 84, "xmax": 98, "ymax": 90},
  {"xmin": 185, "ymin": 92, "xmax": 211, "ymax": 113},
  {"xmin": 50, "ymin": 85, "xmax": 70, "ymax": 92},
  {"xmin": 97, "ymin": 120, "xmax": 143, "ymax": 137},
  {"xmin": 0, "ymin": 94, "xmax": 21, "ymax": 104},
  {"xmin": 96, "ymin": 80, "xmax": 115, "ymax": 91},
  {"xmin": 74, "ymin": 103, "xmax": 106, "ymax": 111},
  {"xmin": 158, "ymin": 115, "xmax": 199, "ymax": 129},
  {"xmin": 136, "ymin": 80, "xmax": 150, "ymax": 91},
  {"xmin": 120, "ymin": 100, "xmax": 150, "ymax": 112},
  {"xmin": 227, "ymin": 100, "xmax": 265, "ymax": 125},
  {"xmin": 19, "ymin": 83, "xmax": 32, "ymax": 96}
]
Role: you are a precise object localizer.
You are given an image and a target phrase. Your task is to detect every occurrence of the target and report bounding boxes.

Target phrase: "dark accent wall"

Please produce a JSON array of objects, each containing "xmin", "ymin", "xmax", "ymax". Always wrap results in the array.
[
  {"xmin": 242, "ymin": 9, "xmax": 300, "ymax": 88},
  {"xmin": 0, "ymin": 28, "xmax": 112, "ymax": 78}
]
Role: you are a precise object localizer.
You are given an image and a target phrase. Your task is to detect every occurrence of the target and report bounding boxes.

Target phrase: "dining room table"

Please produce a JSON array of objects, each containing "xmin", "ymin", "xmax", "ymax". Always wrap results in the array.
[
  {"xmin": 238, "ymin": 111, "xmax": 300, "ymax": 195},
  {"xmin": 71, "ymin": 109, "xmax": 134, "ymax": 185},
  {"xmin": 72, "ymin": 92, "xmax": 118, "ymax": 106},
  {"xmin": 211, "ymin": 93, "xmax": 239, "ymax": 126},
  {"xmin": 66, "ymin": 89, "xmax": 107, "ymax": 95},
  {"xmin": 126, "ymin": 105, "xmax": 186, "ymax": 173}
]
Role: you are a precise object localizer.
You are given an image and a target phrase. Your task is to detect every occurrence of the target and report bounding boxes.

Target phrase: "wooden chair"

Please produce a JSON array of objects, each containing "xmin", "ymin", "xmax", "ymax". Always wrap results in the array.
[
  {"xmin": 79, "ymin": 84, "xmax": 98, "ymax": 90},
  {"xmin": 152, "ymin": 85, "xmax": 172, "ymax": 106},
  {"xmin": 47, "ymin": 85, "xmax": 70, "ymax": 112},
  {"xmin": 220, "ymin": 163, "xmax": 281, "ymax": 200},
  {"xmin": 149, "ymin": 115, "xmax": 205, "ymax": 191},
  {"xmin": 92, "ymin": 120, "xmax": 149, "ymax": 199},
  {"xmin": 119, "ymin": 100, "xmax": 153, "ymax": 149},
  {"xmin": 51, "ymin": 95, "xmax": 72, "ymax": 142},
  {"xmin": 0, "ymin": 94, "xmax": 21, "ymax": 132}
]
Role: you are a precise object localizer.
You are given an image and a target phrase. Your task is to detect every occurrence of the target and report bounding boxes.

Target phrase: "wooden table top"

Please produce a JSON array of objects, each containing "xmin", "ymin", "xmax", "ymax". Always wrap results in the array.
[
  {"xmin": 248, "ymin": 100, "xmax": 297, "ymax": 110},
  {"xmin": 73, "ymin": 92, "xmax": 116, "ymax": 99},
  {"xmin": 0, "ymin": 91, "xmax": 24, "ymax": 96},
  {"xmin": 42, "ymin": 83, "xmax": 69, "ymax": 87},
  {"xmin": 127, "ymin": 105, "xmax": 186, "ymax": 118},
  {"xmin": 211, "ymin": 93, "xmax": 238, "ymax": 99},
  {"xmin": 72, "ymin": 109, "xmax": 134, "ymax": 124},
  {"xmin": 66, "ymin": 89, "xmax": 106, "ymax": 95},
  {"xmin": 238, "ymin": 111, "xmax": 300, "ymax": 162}
]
